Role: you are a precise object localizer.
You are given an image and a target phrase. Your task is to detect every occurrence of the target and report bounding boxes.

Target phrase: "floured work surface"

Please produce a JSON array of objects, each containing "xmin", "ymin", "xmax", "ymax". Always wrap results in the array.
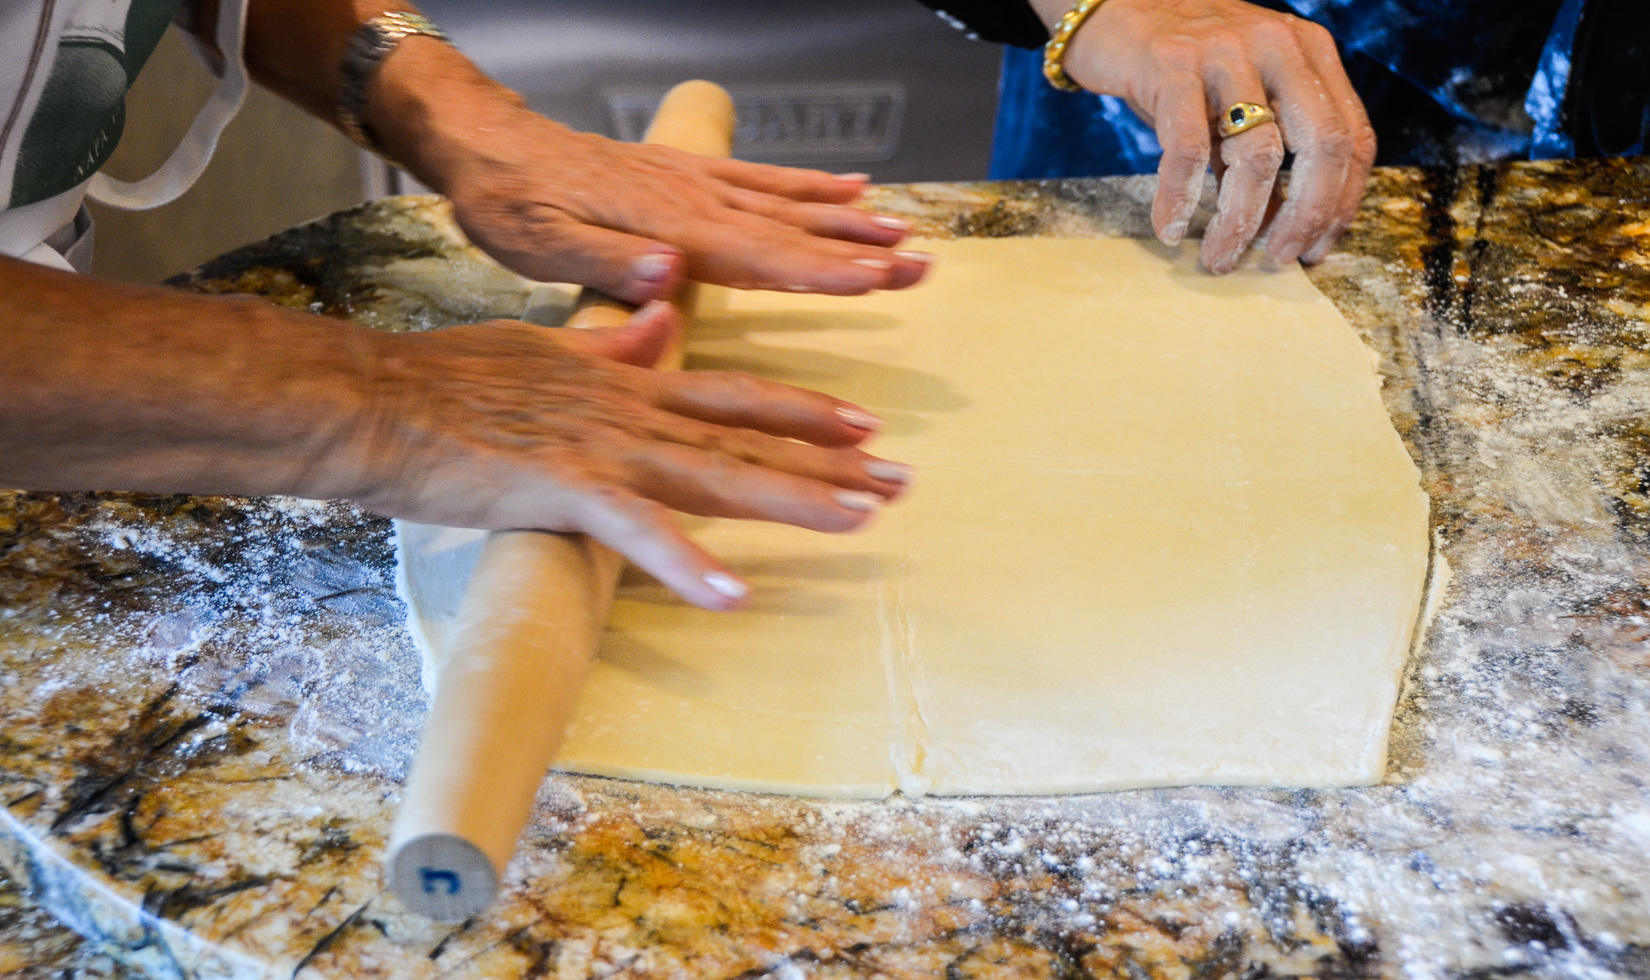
[{"xmin": 402, "ymin": 236, "xmax": 1432, "ymax": 798}]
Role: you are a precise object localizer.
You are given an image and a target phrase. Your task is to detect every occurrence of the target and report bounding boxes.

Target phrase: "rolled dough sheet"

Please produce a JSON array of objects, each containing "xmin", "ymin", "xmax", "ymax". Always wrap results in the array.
[{"xmin": 397, "ymin": 237, "xmax": 1432, "ymax": 798}]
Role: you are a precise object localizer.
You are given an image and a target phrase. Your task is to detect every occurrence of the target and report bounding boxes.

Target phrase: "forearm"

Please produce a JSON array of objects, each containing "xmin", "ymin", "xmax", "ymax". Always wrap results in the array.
[
  {"xmin": 0, "ymin": 258, "xmax": 375, "ymax": 499},
  {"xmin": 241, "ymin": 0, "xmax": 410, "ymax": 122},
  {"xmin": 240, "ymin": 0, "xmax": 534, "ymax": 196}
]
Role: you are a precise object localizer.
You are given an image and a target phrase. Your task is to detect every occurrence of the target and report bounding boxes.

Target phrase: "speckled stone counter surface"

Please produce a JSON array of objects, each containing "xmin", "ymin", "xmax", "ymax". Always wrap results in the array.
[
  {"xmin": 3, "ymin": 160, "xmax": 1650, "ymax": 979},
  {"xmin": 0, "ymin": 864, "xmax": 130, "ymax": 978}
]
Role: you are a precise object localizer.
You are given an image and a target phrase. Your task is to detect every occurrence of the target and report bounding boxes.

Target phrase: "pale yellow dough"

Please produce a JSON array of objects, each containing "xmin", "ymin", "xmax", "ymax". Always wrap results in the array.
[{"xmin": 400, "ymin": 237, "xmax": 1432, "ymax": 797}]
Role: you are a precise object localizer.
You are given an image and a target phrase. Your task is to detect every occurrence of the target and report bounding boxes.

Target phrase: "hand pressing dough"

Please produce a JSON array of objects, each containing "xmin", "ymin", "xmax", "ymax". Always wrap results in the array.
[{"xmin": 398, "ymin": 237, "xmax": 1432, "ymax": 797}]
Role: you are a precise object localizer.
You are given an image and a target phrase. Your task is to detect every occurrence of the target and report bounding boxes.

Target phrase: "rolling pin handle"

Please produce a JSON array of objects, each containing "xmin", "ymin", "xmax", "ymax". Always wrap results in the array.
[{"xmin": 389, "ymin": 833, "xmax": 498, "ymax": 922}]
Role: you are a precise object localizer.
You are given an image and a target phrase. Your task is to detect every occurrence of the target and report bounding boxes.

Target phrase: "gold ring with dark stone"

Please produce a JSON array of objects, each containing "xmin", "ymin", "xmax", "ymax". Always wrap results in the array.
[{"xmin": 1218, "ymin": 102, "xmax": 1276, "ymax": 138}]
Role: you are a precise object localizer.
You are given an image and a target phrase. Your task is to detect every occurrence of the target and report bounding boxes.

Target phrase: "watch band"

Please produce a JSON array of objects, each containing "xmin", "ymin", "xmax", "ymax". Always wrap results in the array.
[{"xmin": 337, "ymin": 11, "xmax": 449, "ymax": 154}]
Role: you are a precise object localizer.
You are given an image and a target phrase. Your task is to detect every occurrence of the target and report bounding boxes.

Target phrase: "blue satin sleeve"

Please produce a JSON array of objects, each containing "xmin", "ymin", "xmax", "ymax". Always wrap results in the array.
[{"xmin": 989, "ymin": 46, "xmax": 1161, "ymax": 180}]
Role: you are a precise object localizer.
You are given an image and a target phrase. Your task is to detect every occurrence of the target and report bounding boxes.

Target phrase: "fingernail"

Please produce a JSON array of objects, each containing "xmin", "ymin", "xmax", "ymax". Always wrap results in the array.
[
  {"xmin": 864, "ymin": 460, "xmax": 914, "ymax": 484},
  {"xmin": 835, "ymin": 172, "xmax": 871, "ymax": 182},
  {"xmin": 636, "ymin": 298, "xmax": 671, "ymax": 316},
  {"xmin": 703, "ymin": 571, "xmax": 749, "ymax": 601},
  {"xmin": 836, "ymin": 406, "xmax": 884, "ymax": 430},
  {"xmin": 785, "ymin": 284, "xmax": 812, "ymax": 292},
  {"xmin": 853, "ymin": 258, "xmax": 892, "ymax": 270},
  {"xmin": 834, "ymin": 490, "xmax": 882, "ymax": 512},
  {"xmin": 894, "ymin": 250, "xmax": 934, "ymax": 264},
  {"xmin": 871, "ymin": 215, "xmax": 910, "ymax": 231},
  {"xmin": 1161, "ymin": 220, "xmax": 1188, "ymax": 245},
  {"xmin": 633, "ymin": 252, "xmax": 675, "ymax": 283}
]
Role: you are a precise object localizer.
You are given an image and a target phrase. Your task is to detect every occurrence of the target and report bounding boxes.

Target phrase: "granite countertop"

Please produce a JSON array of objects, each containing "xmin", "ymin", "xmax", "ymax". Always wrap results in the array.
[{"xmin": 2, "ymin": 159, "xmax": 1649, "ymax": 978}]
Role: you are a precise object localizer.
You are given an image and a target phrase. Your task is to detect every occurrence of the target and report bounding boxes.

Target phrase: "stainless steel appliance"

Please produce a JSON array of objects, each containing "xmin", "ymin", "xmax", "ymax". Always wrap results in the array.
[{"xmin": 373, "ymin": 0, "xmax": 1003, "ymax": 193}]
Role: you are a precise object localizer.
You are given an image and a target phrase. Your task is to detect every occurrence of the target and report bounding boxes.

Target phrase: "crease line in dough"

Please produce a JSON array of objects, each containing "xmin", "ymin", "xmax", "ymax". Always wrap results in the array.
[{"xmin": 876, "ymin": 552, "xmax": 931, "ymax": 796}]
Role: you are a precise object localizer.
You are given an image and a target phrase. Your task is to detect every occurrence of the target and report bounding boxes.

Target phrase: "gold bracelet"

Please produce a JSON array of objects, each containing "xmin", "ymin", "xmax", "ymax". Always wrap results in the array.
[{"xmin": 1042, "ymin": 0, "xmax": 1111, "ymax": 92}]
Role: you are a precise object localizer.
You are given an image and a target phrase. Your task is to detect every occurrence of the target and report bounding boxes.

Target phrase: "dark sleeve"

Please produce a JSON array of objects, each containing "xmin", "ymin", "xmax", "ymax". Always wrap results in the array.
[
  {"xmin": 914, "ymin": 0, "xmax": 1050, "ymax": 49},
  {"xmin": 1563, "ymin": 0, "xmax": 1650, "ymax": 157}
]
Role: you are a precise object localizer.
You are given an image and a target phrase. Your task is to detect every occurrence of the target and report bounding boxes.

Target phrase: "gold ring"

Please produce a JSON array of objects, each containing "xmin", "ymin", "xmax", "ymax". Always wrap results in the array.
[{"xmin": 1218, "ymin": 102, "xmax": 1276, "ymax": 138}]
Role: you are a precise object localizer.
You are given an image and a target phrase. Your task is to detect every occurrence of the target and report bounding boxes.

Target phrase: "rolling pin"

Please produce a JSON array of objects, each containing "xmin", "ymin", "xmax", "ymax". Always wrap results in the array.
[{"xmin": 386, "ymin": 81, "xmax": 736, "ymax": 921}]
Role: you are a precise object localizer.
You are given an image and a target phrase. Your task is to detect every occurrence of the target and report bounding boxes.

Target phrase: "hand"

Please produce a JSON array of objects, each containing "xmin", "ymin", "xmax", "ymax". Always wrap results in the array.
[
  {"xmin": 363, "ymin": 41, "xmax": 932, "ymax": 304},
  {"xmin": 439, "ymin": 118, "xmax": 933, "ymax": 303},
  {"xmin": 1045, "ymin": 0, "xmax": 1375, "ymax": 272},
  {"xmin": 352, "ymin": 302, "xmax": 914, "ymax": 610},
  {"xmin": 0, "ymin": 259, "xmax": 909, "ymax": 613},
  {"xmin": 240, "ymin": 5, "xmax": 933, "ymax": 301}
]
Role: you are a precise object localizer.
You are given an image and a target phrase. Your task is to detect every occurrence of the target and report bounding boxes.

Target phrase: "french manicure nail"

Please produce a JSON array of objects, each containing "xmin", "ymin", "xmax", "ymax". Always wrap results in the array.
[
  {"xmin": 633, "ymin": 252, "xmax": 674, "ymax": 283},
  {"xmin": 836, "ymin": 405, "xmax": 884, "ymax": 430},
  {"xmin": 835, "ymin": 490, "xmax": 882, "ymax": 512},
  {"xmin": 864, "ymin": 460, "xmax": 915, "ymax": 484},
  {"xmin": 871, "ymin": 215, "xmax": 910, "ymax": 230},
  {"xmin": 703, "ymin": 571, "xmax": 749, "ymax": 601},
  {"xmin": 894, "ymin": 250, "xmax": 934, "ymax": 263},
  {"xmin": 835, "ymin": 172, "xmax": 871, "ymax": 182},
  {"xmin": 1268, "ymin": 231, "xmax": 1301, "ymax": 258},
  {"xmin": 1300, "ymin": 239, "xmax": 1333, "ymax": 265},
  {"xmin": 853, "ymin": 258, "xmax": 892, "ymax": 270}
]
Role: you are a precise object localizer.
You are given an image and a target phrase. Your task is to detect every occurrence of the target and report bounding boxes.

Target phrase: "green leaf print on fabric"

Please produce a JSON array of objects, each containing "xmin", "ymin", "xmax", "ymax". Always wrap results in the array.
[{"xmin": 8, "ymin": 0, "xmax": 183, "ymax": 209}]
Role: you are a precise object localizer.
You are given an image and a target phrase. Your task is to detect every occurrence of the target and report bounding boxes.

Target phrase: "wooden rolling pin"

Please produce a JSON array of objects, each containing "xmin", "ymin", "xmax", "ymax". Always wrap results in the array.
[{"xmin": 387, "ymin": 81, "xmax": 736, "ymax": 921}]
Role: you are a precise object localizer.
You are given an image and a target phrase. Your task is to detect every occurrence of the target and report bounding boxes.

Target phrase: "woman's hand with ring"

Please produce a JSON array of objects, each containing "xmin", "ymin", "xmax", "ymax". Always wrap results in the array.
[{"xmin": 1030, "ymin": 0, "xmax": 1376, "ymax": 273}]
